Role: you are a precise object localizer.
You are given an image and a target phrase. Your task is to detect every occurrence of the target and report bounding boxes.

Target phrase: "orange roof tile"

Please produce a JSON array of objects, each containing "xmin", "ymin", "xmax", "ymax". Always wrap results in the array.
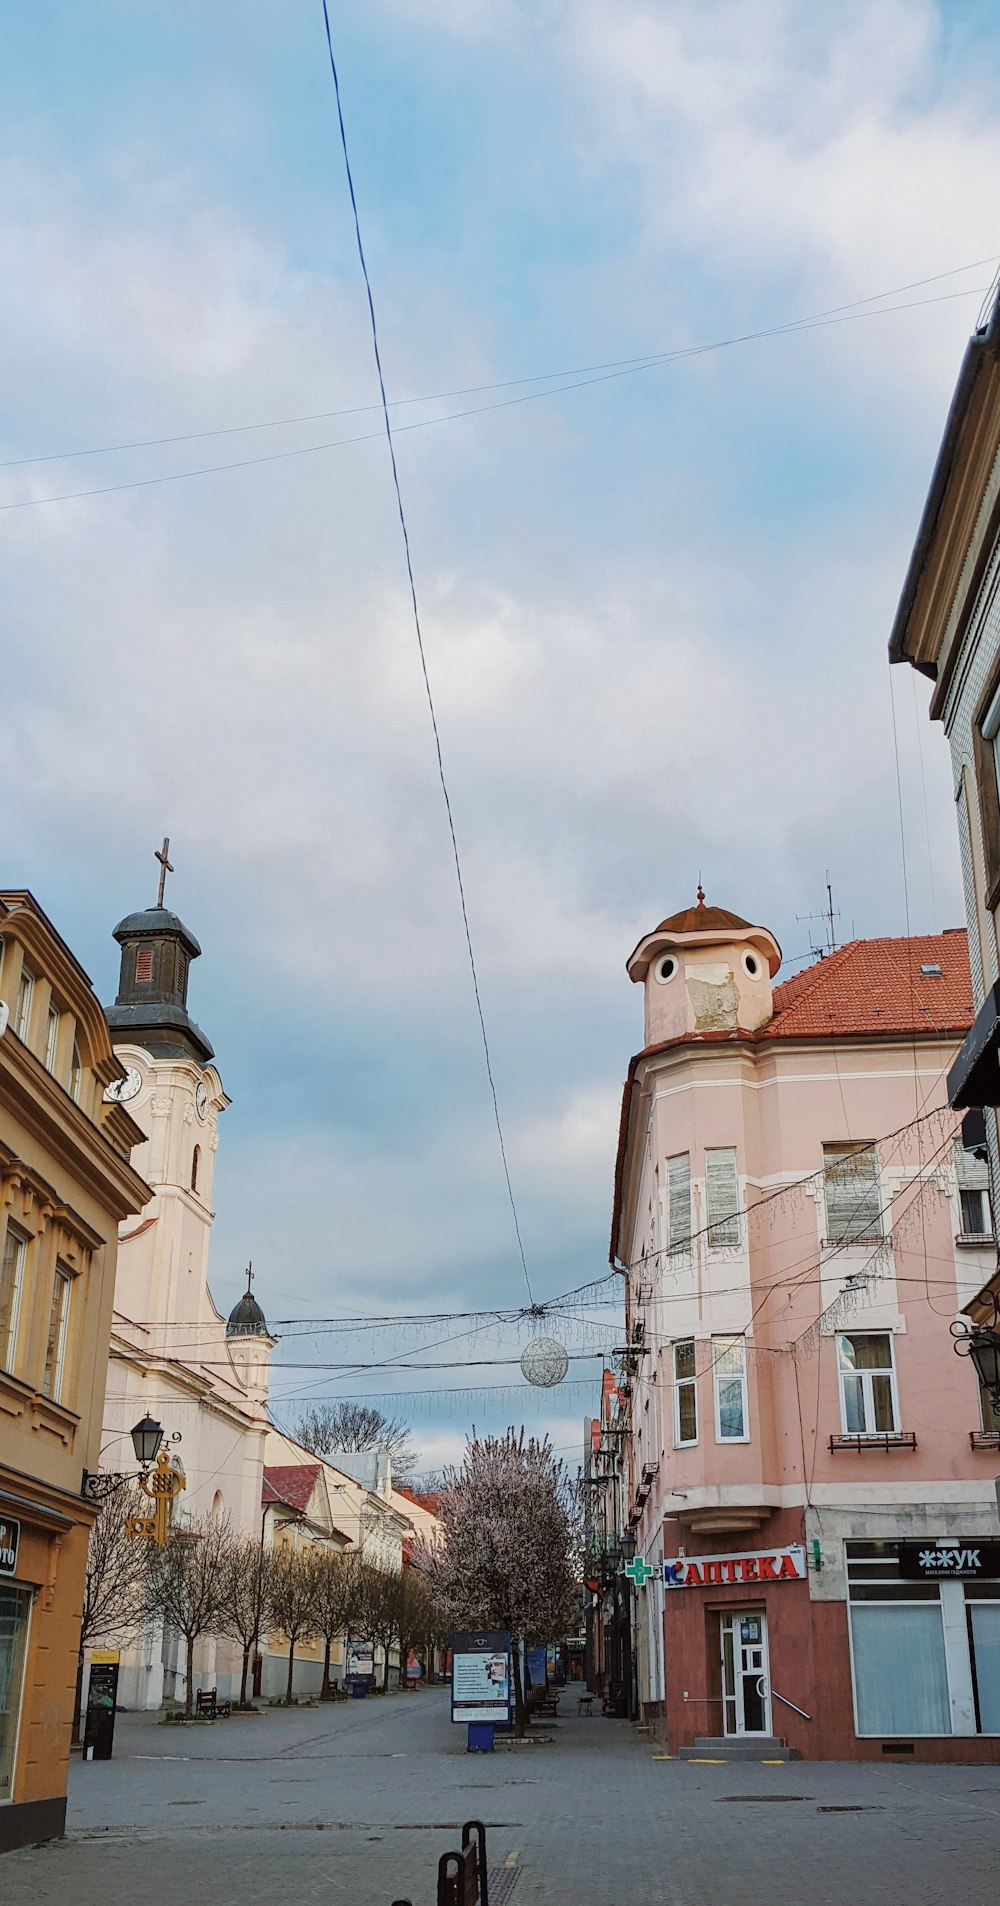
[
  {"xmin": 763, "ymin": 931, "xmax": 972, "ymax": 1040},
  {"xmin": 262, "ymin": 1463, "xmax": 321, "ymax": 1512}
]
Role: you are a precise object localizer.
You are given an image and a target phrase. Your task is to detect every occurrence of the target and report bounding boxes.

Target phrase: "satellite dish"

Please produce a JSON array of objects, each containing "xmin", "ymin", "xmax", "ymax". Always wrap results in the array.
[{"xmin": 520, "ymin": 1336, "xmax": 569, "ymax": 1388}]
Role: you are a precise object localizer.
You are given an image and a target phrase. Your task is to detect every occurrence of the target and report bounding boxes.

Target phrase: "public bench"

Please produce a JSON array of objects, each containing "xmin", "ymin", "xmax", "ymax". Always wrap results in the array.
[{"xmin": 195, "ymin": 1688, "xmax": 231, "ymax": 1720}]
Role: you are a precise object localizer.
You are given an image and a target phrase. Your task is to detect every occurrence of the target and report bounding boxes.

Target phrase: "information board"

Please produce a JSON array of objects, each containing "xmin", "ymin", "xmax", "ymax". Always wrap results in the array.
[
  {"xmin": 450, "ymin": 1629, "xmax": 512, "ymax": 1724},
  {"xmin": 898, "ymin": 1540, "xmax": 1000, "ymax": 1581}
]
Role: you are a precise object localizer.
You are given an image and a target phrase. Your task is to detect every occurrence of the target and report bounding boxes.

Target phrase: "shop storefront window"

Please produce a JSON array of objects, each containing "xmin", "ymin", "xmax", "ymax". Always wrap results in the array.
[
  {"xmin": 847, "ymin": 1543, "xmax": 1000, "ymax": 1737},
  {"xmin": 967, "ymin": 1591, "xmax": 1000, "ymax": 1733},
  {"xmin": 851, "ymin": 1603, "xmax": 951, "ymax": 1735},
  {"xmin": 0, "ymin": 1586, "xmax": 30, "ymax": 1804}
]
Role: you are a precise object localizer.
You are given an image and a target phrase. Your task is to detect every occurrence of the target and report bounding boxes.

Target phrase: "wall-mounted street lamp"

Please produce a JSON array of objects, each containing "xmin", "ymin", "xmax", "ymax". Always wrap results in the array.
[
  {"xmin": 952, "ymin": 1307, "xmax": 1000, "ymax": 1417},
  {"xmin": 81, "ymin": 1417, "xmax": 180, "ymax": 1501},
  {"xmin": 619, "ymin": 1530, "xmax": 637, "ymax": 1563}
]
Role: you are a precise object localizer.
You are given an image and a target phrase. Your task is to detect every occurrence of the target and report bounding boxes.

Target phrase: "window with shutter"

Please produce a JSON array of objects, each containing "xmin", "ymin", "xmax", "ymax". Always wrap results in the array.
[
  {"xmin": 666, "ymin": 1154, "xmax": 691, "ymax": 1253},
  {"xmin": 706, "ymin": 1148, "xmax": 740, "ymax": 1246},
  {"xmin": 823, "ymin": 1143, "xmax": 882, "ymax": 1242},
  {"xmin": 134, "ymin": 946, "xmax": 154, "ymax": 985}
]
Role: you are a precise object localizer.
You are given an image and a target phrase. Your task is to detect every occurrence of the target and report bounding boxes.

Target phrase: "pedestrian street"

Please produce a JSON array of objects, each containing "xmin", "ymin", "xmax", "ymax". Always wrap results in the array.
[{"xmin": 7, "ymin": 1689, "xmax": 1000, "ymax": 1906}]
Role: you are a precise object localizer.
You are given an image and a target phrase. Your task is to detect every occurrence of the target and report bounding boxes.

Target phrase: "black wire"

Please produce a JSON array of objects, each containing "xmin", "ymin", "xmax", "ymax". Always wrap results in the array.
[
  {"xmin": 0, "ymin": 284, "xmax": 988, "ymax": 514},
  {"xmin": 319, "ymin": 0, "xmax": 534, "ymax": 1309},
  {"xmin": 4, "ymin": 256, "xmax": 995, "ymax": 472}
]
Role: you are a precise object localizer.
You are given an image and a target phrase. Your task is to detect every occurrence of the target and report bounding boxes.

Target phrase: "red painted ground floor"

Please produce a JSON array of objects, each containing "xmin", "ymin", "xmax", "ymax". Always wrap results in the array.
[{"xmin": 646, "ymin": 1509, "xmax": 1000, "ymax": 1761}]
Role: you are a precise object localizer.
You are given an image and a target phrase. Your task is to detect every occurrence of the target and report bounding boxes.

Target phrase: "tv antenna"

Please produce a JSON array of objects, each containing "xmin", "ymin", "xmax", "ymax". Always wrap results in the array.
[{"xmin": 797, "ymin": 873, "xmax": 841, "ymax": 960}]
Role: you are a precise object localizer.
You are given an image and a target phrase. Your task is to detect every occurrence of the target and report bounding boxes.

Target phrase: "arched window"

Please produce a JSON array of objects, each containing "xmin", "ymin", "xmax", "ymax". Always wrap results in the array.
[{"xmin": 191, "ymin": 1145, "xmax": 200, "ymax": 1193}]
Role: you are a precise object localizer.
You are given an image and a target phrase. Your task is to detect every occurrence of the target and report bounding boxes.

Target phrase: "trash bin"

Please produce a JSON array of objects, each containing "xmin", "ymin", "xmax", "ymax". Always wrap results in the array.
[
  {"xmin": 351, "ymin": 1678, "xmax": 368, "ymax": 1699},
  {"xmin": 467, "ymin": 1723, "xmax": 495, "ymax": 1752}
]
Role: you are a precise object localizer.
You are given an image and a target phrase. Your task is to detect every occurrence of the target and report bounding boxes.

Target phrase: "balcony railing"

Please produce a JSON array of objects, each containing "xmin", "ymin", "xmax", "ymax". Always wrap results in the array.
[
  {"xmin": 828, "ymin": 1431, "xmax": 917, "ymax": 1453},
  {"xmin": 970, "ymin": 1430, "xmax": 1000, "ymax": 1450}
]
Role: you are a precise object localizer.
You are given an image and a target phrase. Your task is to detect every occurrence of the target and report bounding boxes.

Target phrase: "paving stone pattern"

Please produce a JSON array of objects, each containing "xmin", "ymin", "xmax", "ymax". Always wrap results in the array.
[{"xmin": 6, "ymin": 1691, "xmax": 1000, "ymax": 1906}]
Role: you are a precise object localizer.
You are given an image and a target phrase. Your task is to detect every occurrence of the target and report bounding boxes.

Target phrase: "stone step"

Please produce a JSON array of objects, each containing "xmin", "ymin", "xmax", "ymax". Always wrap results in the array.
[{"xmin": 679, "ymin": 1736, "xmax": 798, "ymax": 1761}]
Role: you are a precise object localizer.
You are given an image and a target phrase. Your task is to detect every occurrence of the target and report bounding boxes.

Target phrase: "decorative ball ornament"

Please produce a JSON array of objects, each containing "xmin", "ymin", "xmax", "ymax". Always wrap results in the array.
[{"xmin": 520, "ymin": 1336, "xmax": 570, "ymax": 1388}]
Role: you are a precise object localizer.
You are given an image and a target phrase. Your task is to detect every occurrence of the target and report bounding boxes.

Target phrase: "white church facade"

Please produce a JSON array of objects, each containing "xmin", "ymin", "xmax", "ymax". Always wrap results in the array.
[{"xmin": 98, "ymin": 860, "xmax": 273, "ymax": 1708}]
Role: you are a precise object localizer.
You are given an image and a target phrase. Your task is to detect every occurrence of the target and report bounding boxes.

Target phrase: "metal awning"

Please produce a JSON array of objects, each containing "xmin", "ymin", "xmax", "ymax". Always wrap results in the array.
[{"xmin": 949, "ymin": 979, "xmax": 1000, "ymax": 1108}]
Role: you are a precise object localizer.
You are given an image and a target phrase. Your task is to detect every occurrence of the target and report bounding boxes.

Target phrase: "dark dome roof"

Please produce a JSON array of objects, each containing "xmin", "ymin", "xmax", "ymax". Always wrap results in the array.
[
  {"xmin": 655, "ymin": 903, "xmax": 751, "ymax": 935},
  {"xmin": 113, "ymin": 907, "xmax": 202, "ymax": 957},
  {"xmin": 226, "ymin": 1291, "xmax": 270, "ymax": 1339}
]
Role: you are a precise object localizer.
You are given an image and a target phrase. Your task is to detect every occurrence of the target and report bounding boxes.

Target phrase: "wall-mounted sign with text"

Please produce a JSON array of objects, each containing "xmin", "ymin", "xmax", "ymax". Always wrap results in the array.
[
  {"xmin": 663, "ymin": 1544, "xmax": 807, "ymax": 1588},
  {"xmin": 898, "ymin": 1540, "xmax": 1000, "ymax": 1581},
  {"xmin": 0, "ymin": 1518, "xmax": 19, "ymax": 1576}
]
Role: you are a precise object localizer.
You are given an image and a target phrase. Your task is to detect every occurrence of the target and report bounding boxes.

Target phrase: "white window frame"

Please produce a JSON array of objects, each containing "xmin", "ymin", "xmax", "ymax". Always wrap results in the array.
[
  {"xmin": 837, "ymin": 1332, "xmax": 900, "ymax": 1436},
  {"xmin": 713, "ymin": 1335, "xmax": 749, "ymax": 1443},
  {"xmin": 13, "ymin": 968, "xmax": 34, "ymax": 1042},
  {"xmin": 70, "ymin": 1045, "xmax": 83, "ymax": 1105},
  {"xmin": 672, "ymin": 1339, "xmax": 698, "ymax": 1446},
  {"xmin": 44, "ymin": 1005, "xmax": 60, "ymax": 1073},
  {"xmin": 0, "ymin": 1224, "xmax": 27, "ymax": 1374},
  {"xmin": 42, "ymin": 1266, "xmax": 73, "ymax": 1402}
]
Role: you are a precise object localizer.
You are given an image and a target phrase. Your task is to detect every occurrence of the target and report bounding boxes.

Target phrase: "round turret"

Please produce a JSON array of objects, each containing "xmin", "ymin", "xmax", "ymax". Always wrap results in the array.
[{"xmin": 627, "ymin": 886, "xmax": 781, "ymax": 1047}]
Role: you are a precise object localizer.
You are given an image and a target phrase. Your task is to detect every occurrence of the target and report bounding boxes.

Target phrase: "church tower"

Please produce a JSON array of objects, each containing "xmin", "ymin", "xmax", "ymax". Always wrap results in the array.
[{"xmin": 102, "ymin": 841, "xmax": 229, "ymax": 1330}]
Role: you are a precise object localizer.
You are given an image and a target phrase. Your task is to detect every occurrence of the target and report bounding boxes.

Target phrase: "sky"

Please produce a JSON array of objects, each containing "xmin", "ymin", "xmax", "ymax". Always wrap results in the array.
[{"xmin": 3, "ymin": 0, "xmax": 1000, "ymax": 1473}]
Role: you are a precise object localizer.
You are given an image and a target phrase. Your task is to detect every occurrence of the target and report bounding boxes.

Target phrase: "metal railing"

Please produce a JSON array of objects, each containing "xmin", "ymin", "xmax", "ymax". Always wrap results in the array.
[
  {"xmin": 771, "ymin": 1688, "xmax": 811, "ymax": 1722},
  {"xmin": 393, "ymin": 1819, "xmax": 489, "ymax": 1906}
]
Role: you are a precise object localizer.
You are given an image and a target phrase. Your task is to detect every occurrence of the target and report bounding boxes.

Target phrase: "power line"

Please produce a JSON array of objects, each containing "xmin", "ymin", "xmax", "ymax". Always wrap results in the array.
[
  {"xmin": 0, "ymin": 284, "xmax": 989, "ymax": 515},
  {"xmin": 3, "ymin": 255, "xmax": 993, "ymax": 472},
  {"xmin": 319, "ymin": 0, "xmax": 534, "ymax": 1309}
]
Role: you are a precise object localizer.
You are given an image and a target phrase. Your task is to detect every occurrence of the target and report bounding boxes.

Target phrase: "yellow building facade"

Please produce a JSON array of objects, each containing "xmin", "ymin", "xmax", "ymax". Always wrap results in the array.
[{"xmin": 0, "ymin": 893, "xmax": 149, "ymax": 1854}]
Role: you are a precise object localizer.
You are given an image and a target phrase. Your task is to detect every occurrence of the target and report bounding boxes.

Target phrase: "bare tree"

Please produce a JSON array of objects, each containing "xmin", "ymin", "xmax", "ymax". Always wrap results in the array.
[
  {"xmin": 268, "ymin": 1545, "xmax": 320, "ymax": 1704},
  {"xmin": 75, "ymin": 1485, "xmax": 151, "ymax": 1741},
  {"xmin": 147, "ymin": 1515, "xmax": 234, "ymax": 1719},
  {"xmin": 295, "ymin": 1402, "xmax": 419, "ymax": 1484},
  {"xmin": 356, "ymin": 1561, "xmax": 404, "ymax": 1691},
  {"xmin": 395, "ymin": 1567, "xmax": 445, "ymax": 1688},
  {"xmin": 424, "ymin": 1428, "xmax": 580, "ymax": 1735},
  {"xmin": 310, "ymin": 1547, "xmax": 362, "ymax": 1698},
  {"xmin": 218, "ymin": 1532, "xmax": 274, "ymax": 1707}
]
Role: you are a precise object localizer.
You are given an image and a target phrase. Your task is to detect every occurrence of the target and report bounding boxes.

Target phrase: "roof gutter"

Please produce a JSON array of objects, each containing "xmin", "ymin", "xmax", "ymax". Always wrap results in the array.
[{"xmin": 889, "ymin": 287, "xmax": 1000, "ymax": 675}]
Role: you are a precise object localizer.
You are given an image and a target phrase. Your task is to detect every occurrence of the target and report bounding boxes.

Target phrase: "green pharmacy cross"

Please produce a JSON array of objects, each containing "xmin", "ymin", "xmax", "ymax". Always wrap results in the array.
[{"xmin": 623, "ymin": 1556, "xmax": 657, "ymax": 1588}]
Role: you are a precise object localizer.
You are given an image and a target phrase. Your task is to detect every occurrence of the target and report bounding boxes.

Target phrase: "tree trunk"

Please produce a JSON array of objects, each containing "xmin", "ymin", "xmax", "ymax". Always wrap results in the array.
[
  {"xmin": 382, "ymin": 1641, "xmax": 391, "ymax": 1692},
  {"xmin": 321, "ymin": 1637, "xmax": 332, "ymax": 1699},
  {"xmin": 185, "ymin": 1633, "xmax": 195, "ymax": 1720},
  {"xmin": 239, "ymin": 1644, "xmax": 251, "ymax": 1706},
  {"xmin": 285, "ymin": 1638, "xmax": 296, "ymax": 1705},
  {"xmin": 72, "ymin": 1650, "xmax": 85, "ymax": 1746},
  {"xmin": 511, "ymin": 1642, "xmax": 527, "ymax": 1738}
]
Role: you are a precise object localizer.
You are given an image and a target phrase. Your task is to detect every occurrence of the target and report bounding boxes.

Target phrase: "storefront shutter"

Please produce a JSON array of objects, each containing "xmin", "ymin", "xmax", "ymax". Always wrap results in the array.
[{"xmin": 706, "ymin": 1149, "xmax": 740, "ymax": 1245}]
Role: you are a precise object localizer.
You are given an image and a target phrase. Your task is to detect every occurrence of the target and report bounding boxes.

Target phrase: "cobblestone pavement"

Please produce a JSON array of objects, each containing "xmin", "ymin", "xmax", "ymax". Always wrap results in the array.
[{"xmin": 6, "ymin": 1691, "xmax": 1000, "ymax": 1906}]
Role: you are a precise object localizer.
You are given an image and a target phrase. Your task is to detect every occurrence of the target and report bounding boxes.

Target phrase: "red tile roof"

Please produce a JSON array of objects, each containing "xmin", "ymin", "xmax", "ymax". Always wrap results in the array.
[
  {"xmin": 609, "ymin": 930, "xmax": 973, "ymax": 1264},
  {"xmin": 764, "ymin": 931, "xmax": 972, "ymax": 1040},
  {"xmin": 396, "ymin": 1487, "xmax": 443, "ymax": 1515},
  {"xmin": 262, "ymin": 1463, "xmax": 321, "ymax": 1513},
  {"xmin": 655, "ymin": 902, "xmax": 751, "ymax": 934}
]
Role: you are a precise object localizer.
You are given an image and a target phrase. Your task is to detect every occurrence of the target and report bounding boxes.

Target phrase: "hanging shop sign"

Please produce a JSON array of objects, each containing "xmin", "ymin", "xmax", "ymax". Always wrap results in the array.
[
  {"xmin": 663, "ymin": 1544, "xmax": 807, "ymax": 1588},
  {"xmin": 898, "ymin": 1540, "xmax": 1000, "ymax": 1581},
  {"xmin": 0, "ymin": 1517, "xmax": 19, "ymax": 1575},
  {"xmin": 450, "ymin": 1629, "xmax": 512, "ymax": 1725}
]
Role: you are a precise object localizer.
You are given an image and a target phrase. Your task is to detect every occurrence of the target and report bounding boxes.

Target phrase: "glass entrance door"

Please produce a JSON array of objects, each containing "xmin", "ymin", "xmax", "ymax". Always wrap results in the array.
[{"xmin": 720, "ymin": 1611, "xmax": 770, "ymax": 1735}]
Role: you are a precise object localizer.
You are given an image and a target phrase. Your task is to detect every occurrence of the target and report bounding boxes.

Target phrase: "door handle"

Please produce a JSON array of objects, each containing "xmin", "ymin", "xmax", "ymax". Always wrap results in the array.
[{"xmin": 756, "ymin": 1677, "xmax": 767, "ymax": 1697}]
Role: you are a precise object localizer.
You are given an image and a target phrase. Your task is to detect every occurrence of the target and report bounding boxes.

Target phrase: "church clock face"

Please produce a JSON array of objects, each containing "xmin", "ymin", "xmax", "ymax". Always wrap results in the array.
[
  {"xmin": 105, "ymin": 1065, "xmax": 143, "ymax": 1104},
  {"xmin": 195, "ymin": 1081, "xmax": 209, "ymax": 1121}
]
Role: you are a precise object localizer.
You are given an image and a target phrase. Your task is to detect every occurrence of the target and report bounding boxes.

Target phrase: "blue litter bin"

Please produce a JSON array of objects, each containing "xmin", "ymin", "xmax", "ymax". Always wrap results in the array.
[
  {"xmin": 467, "ymin": 1723, "xmax": 495, "ymax": 1752},
  {"xmin": 350, "ymin": 1678, "xmax": 368, "ymax": 1699}
]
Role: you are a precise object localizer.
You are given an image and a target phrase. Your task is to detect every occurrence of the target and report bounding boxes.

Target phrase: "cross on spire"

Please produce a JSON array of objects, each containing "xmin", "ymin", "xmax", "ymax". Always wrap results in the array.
[
  {"xmin": 154, "ymin": 837, "xmax": 174, "ymax": 908},
  {"xmin": 245, "ymin": 1262, "xmax": 254, "ymax": 1292}
]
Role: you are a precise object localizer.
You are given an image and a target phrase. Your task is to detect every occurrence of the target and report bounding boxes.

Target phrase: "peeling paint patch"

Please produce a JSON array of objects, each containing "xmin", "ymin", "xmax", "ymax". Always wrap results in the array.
[{"xmin": 688, "ymin": 969, "xmax": 739, "ymax": 1030}]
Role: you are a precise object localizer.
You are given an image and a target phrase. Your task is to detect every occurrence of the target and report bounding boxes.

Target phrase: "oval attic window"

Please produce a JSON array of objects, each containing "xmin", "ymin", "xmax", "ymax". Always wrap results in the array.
[
  {"xmin": 657, "ymin": 955, "xmax": 677, "ymax": 983},
  {"xmin": 742, "ymin": 950, "xmax": 760, "ymax": 978}
]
